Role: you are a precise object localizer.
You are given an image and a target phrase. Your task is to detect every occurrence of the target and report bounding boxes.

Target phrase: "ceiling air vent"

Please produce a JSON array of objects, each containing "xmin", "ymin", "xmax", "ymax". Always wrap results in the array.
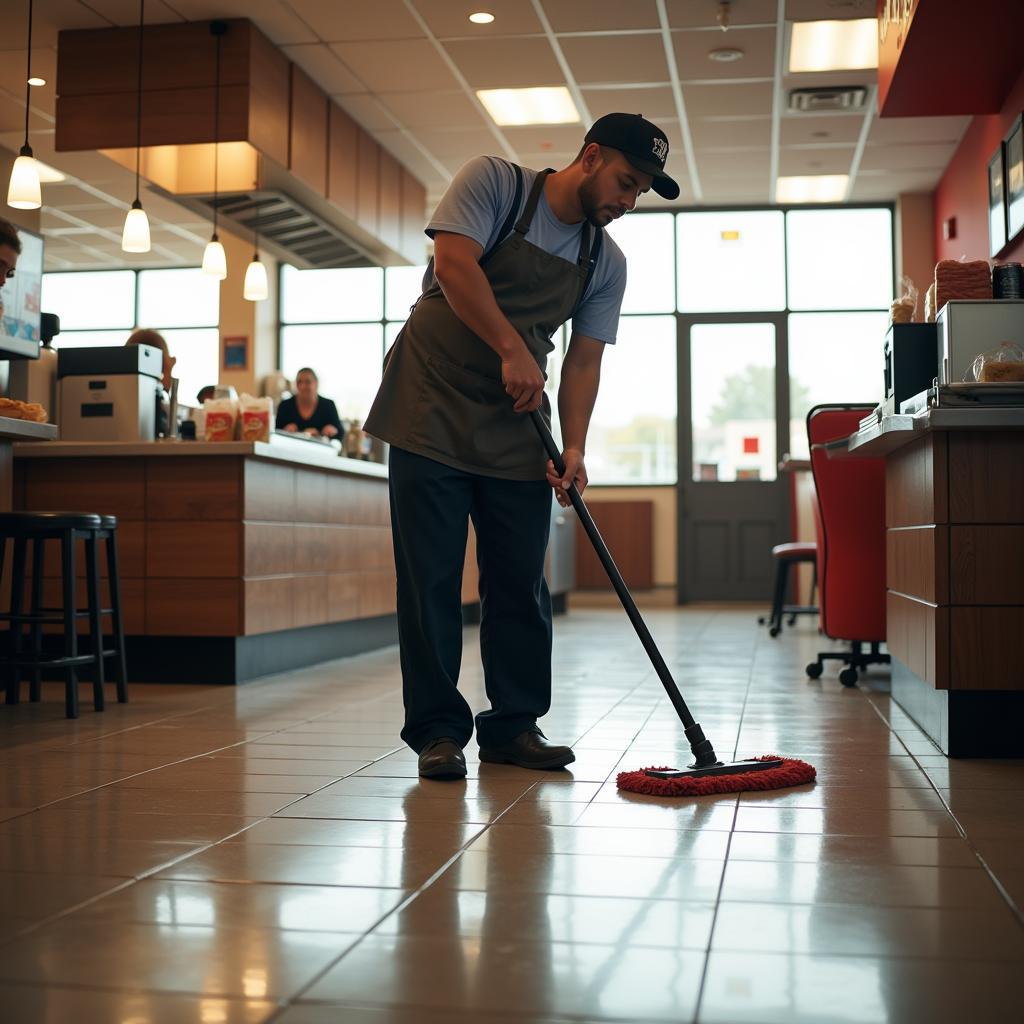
[
  {"xmin": 195, "ymin": 190, "xmax": 377, "ymax": 270},
  {"xmin": 787, "ymin": 87, "xmax": 867, "ymax": 113}
]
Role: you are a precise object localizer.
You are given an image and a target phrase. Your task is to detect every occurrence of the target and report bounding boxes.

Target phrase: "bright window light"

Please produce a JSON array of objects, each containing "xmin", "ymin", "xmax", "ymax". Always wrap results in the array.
[
  {"xmin": 789, "ymin": 19, "xmax": 878, "ymax": 73},
  {"xmin": 469, "ymin": 12, "xmax": 494, "ymax": 24},
  {"xmin": 477, "ymin": 87, "xmax": 580, "ymax": 126},
  {"xmin": 775, "ymin": 175, "xmax": 849, "ymax": 204}
]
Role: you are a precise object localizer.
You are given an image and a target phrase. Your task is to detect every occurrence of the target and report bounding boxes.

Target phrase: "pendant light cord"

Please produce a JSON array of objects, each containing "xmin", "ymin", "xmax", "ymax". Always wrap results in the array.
[
  {"xmin": 212, "ymin": 22, "xmax": 222, "ymax": 236},
  {"xmin": 134, "ymin": 0, "xmax": 144, "ymax": 203},
  {"xmin": 23, "ymin": 0, "xmax": 33, "ymax": 148}
]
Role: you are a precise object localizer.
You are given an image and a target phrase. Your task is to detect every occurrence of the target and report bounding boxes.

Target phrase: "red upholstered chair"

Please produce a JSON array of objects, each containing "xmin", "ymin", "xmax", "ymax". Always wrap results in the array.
[{"xmin": 805, "ymin": 404, "xmax": 890, "ymax": 687}]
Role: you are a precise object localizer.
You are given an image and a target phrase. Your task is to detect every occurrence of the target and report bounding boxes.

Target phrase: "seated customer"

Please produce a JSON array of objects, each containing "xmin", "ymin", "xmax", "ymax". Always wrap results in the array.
[{"xmin": 276, "ymin": 367, "xmax": 342, "ymax": 438}]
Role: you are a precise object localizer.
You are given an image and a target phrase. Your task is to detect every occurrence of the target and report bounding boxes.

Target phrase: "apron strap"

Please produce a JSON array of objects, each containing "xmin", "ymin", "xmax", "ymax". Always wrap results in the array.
[
  {"xmin": 513, "ymin": 168, "xmax": 555, "ymax": 236},
  {"xmin": 482, "ymin": 163, "xmax": 525, "ymax": 263},
  {"xmin": 571, "ymin": 226, "xmax": 604, "ymax": 319}
]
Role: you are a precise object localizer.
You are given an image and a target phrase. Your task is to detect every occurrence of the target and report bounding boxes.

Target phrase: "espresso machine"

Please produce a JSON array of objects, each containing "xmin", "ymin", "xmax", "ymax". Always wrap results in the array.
[{"xmin": 58, "ymin": 344, "xmax": 163, "ymax": 441}]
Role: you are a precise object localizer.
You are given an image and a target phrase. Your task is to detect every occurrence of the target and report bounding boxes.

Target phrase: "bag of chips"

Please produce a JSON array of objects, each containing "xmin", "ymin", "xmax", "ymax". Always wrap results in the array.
[
  {"xmin": 203, "ymin": 396, "xmax": 237, "ymax": 442},
  {"xmin": 239, "ymin": 394, "xmax": 273, "ymax": 442}
]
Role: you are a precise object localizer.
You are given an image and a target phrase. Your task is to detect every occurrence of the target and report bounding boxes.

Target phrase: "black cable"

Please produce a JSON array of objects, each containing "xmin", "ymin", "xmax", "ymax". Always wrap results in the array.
[
  {"xmin": 134, "ymin": 0, "xmax": 144, "ymax": 203},
  {"xmin": 23, "ymin": 0, "xmax": 33, "ymax": 149},
  {"xmin": 212, "ymin": 21, "xmax": 222, "ymax": 237}
]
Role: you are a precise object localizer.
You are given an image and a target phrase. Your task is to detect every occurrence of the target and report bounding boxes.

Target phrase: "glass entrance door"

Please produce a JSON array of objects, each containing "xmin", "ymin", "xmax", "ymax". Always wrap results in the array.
[{"xmin": 677, "ymin": 315, "xmax": 789, "ymax": 601}]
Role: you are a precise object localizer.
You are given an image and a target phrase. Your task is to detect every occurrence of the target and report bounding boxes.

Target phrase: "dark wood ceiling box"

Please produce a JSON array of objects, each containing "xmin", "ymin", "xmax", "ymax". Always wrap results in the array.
[
  {"xmin": 288, "ymin": 65, "xmax": 328, "ymax": 195},
  {"xmin": 328, "ymin": 103, "xmax": 359, "ymax": 220}
]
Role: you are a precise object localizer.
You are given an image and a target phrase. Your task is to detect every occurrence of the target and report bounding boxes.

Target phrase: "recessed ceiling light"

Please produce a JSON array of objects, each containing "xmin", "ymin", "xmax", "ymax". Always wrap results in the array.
[
  {"xmin": 788, "ymin": 19, "xmax": 878, "ymax": 73},
  {"xmin": 34, "ymin": 160, "xmax": 66, "ymax": 183},
  {"xmin": 477, "ymin": 87, "xmax": 580, "ymax": 126},
  {"xmin": 776, "ymin": 175, "xmax": 849, "ymax": 203},
  {"xmin": 708, "ymin": 48, "xmax": 744, "ymax": 63},
  {"xmin": 469, "ymin": 12, "xmax": 495, "ymax": 24},
  {"xmin": 27, "ymin": 76, "xmax": 46, "ymax": 87}
]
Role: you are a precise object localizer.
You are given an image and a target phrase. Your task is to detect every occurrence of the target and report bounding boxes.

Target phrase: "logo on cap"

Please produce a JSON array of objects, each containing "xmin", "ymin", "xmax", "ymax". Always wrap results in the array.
[{"xmin": 651, "ymin": 137, "xmax": 668, "ymax": 164}]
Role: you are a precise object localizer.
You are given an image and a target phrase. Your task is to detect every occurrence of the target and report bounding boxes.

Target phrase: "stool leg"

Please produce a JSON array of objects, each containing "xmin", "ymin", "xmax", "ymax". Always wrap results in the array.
[
  {"xmin": 6, "ymin": 537, "xmax": 28, "ymax": 705},
  {"xmin": 768, "ymin": 559, "xmax": 786, "ymax": 636},
  {"xmin": 61, "ymin": 531, "xmax": 79, "ymax": 719},
  {"xmin": 29, "ymin": 537, "xmax": 44, "ymax": 702},
  {"xmin": 104, "ymin": 530, "xmax": 128, "ymax": 703},
  {"xmin": 85, "ymin": 534, "xmax": 105, "ymax": 712}
]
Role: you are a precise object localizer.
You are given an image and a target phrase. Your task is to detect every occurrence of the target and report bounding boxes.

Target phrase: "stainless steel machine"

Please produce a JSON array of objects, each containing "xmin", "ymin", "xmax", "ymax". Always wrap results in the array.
[{"xmin": 58, "ymin": 344, "xmax": 163, "ymax": 441}]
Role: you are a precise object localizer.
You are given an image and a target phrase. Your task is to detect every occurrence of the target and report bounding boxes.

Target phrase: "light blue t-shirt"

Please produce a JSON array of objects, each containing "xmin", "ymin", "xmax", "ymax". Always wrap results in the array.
[{"xmin": 424, "ymin": 156, "xmax": 627, "ymax": 344}]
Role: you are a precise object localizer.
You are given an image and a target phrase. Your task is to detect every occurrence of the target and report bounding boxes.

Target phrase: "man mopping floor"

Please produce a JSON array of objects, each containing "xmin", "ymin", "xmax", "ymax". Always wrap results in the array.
[{"xmin": 364, "ymin": 114, "xmax": 680, "ymax": 779}]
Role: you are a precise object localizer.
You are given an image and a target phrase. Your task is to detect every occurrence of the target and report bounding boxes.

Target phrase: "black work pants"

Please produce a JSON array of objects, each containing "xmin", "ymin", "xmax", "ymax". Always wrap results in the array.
[{"xmin": 388, "ymin": 446, "xmax": 553, "ymax": 753}]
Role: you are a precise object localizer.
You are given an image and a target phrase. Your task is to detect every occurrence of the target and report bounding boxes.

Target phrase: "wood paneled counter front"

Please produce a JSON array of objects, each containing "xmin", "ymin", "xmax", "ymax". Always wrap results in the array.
[
  {"xmin": 849, "ymin": 409, "xmax": 1024, "ymax": 756},
  {"xmin": 10, "ymin": 435, "xmax": 505, "ymax": 684}
]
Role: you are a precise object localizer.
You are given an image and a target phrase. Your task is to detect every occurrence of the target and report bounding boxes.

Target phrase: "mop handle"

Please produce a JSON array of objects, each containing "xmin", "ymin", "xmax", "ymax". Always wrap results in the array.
[{"xmin": 530, "ymin": 410, "xmax": 697, "ymax": 730}]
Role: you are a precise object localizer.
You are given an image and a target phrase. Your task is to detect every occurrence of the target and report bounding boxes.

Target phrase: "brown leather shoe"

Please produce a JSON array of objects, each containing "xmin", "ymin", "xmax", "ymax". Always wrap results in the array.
[
  {"xmin": 418, "ymin": 737, "xmax": 467, "ymax": 779},
  {"xmin": 479, "ymin": 729, "xmax": 575, "ymax": 770}
]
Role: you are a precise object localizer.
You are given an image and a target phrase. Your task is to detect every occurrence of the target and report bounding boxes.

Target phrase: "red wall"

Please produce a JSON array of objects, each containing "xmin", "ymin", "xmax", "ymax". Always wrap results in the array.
[{"xmin": 934, "ymin": 68, "xmax": 1024, "ymax": 264}]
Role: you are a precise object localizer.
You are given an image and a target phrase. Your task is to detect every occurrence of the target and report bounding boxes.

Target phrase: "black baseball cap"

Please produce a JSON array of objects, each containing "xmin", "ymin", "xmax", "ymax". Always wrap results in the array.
[{"xmin": 584, "ymin": 112, "xmax": 680, "ymax": 200}]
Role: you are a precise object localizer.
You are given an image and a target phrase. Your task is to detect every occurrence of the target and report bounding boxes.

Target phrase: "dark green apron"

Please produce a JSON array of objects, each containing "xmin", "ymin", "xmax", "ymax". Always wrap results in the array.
[{"xmin": 364, "ymin": 168, "xmax": 596, "ymax": 481}]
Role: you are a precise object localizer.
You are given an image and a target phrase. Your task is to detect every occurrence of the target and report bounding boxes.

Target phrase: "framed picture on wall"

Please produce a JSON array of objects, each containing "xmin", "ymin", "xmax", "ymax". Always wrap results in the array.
[
  {"xmin": 988, "ymin": 146, "xmax": 1007, "ymax": 257},
  {"xmin": 1006, "ymin": 116, "xmax": 1024, "ymax": 243}
]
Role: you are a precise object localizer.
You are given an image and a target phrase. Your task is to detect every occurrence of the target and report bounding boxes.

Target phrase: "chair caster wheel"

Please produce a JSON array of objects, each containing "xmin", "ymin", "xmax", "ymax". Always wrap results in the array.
[
  {"xmin": 758, "ymin": 616, "xmax": 767, "ymax": 625},
  {"xmin": 769, "ymin": 626, "xmax": 781, "ymax": 637},
  {"xmin": 806, "ymin": 662, "xmax": 823, "ymax": 679},
  {"xmin": 839, "ymin": 667, "xmax": 859, "ymax": 687},
  {"xmin": 786, "ymin": 616, "xmax": 797, "ymax": 627}
]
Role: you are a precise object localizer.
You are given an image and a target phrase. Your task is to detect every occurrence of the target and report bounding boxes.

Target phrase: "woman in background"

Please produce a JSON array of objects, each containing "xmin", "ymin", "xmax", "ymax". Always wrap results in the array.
[
  {"xmin": 276, "ymin": 367, "xmax": 342, "ymax": 438},
  {"xmin": 126, "ymin": 328, "xmax": 175, "ymax": 435}
]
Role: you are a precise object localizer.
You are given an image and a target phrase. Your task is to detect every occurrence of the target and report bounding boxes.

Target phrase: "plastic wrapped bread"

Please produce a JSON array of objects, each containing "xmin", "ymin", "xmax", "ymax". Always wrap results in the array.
[{"xmin": 934, "ymin": 258, "xmax": 992, "ymax": 316}]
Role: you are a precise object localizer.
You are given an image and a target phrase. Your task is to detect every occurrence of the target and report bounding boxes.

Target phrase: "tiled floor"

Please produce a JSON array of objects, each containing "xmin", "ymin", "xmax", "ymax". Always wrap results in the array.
[{"xmin": 1, "ymin": 603, "xmax": 1022, "ymax": 1023}]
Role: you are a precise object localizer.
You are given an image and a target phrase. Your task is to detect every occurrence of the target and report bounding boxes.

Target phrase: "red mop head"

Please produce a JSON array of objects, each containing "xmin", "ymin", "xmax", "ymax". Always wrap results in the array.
[{"xmin": 617, "ymin": 754, "xmax": 816, "ymax": 797}]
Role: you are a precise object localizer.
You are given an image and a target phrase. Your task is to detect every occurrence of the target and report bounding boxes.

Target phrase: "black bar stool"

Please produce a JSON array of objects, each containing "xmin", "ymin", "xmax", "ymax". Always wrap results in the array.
[
  {"xmin": 0, "ymin": 512, "xmax": 129, "ymax": 718},
  {"xmin": 758, "ymin": 542, "xmax": 818, "ymax": 638}
]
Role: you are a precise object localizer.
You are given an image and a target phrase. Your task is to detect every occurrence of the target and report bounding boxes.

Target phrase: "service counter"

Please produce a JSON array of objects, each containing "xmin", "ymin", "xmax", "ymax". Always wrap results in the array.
[
  {"xmin": 847, "ymin": 409, "xmax": 1024, "ymax": 755},
  {"xmin": 11, "ymin": 435, "xmax": 573, "ymax": 684}
]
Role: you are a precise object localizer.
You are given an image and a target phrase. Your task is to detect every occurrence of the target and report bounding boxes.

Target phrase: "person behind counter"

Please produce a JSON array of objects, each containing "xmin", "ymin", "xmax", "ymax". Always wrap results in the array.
[
  {"xmin": 276, "ymin": 367, "xmax": 342, "ymax": 438},
  {"xmin": 126, "ymin": 328, "xmax": 175, "ymax": 436},
  {"xmin": 0, "ymin": 218, "xmax": 22, "ymax": 325}
]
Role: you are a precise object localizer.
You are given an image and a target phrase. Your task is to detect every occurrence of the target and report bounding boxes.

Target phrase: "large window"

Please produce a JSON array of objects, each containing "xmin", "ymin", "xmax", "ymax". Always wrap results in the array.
[
  {"xmin": 40, "ymin": 268, "xmax": 220, "ymax": 406},
  {"xmin": 279, "ymin": 264, "xmax": 426, "ymax": 424},
  {"xmin": 276, "ymin": 204, "xmax": 892, "ymax": 480}
]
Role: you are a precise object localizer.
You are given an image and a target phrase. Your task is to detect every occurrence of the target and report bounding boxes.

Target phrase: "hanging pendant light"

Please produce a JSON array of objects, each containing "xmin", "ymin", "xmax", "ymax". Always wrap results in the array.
[
  {"xmin": 243, "ymin": 201, "xmax": 267, "ymax": 301},
  {"xmin": 202, "ymin": 21, "xmax": 229, "ymax": 279},
  {"xmin": 7, "ymin": 0, "xmax": 41, "ymax": 210},
  {"xmin": 121, "ymin": 0, "xmax": 151, "ymax": 253}
]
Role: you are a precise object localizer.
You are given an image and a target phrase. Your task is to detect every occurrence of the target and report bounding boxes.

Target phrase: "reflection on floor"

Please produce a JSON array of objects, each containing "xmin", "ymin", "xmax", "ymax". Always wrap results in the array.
[{"xmin": 0, "ymin": 605, "xmax": 1021, "ymax": 1023}]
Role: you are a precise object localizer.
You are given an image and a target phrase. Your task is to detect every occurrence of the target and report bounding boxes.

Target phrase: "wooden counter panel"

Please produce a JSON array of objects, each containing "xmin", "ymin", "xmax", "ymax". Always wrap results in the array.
[
  {"xmin": 327, "ymin": 573, "xmax": 361, "ymax": 620},
  {"xmin": 949, "ymin": 433, "xmax": 1024, "ymax": 524},
  {"xmin": 244, "ymin": 576, "xmax": 293, "ymax": 635},
  {"xmin": 22, "ymin": 458, "xmax": 146, "ymax": 520},
  {"xmin": 886, "ymin": 526, "xmax": 947, "ymax": 605},
  {"xmin": 36, "ymin": 523, "xmax": 146, "ymax": 582},
  {"xmin": 358, "ymin": 569, "xmax": 397, "ymax": 618},
  {"xmin": 951, "ymin": 607, "xmax": 1024, "ymax": 690},
  {"xmin": 293, "ymin": 524, "xmax": 332, "ymax": 573},
  {"xmin": 147, "ymin": 522, "xmax": 241, "ymax": 577},
  {"xmin": 146, "ymin": 579, "xmax": 240, "ymax": 636},
  {"xmin": 38, "ymin": 575, "xmax": 145, "ymax": 636},
  {"xmin": 293, "ymin": 573, "xmax": 330, "ymax": 629},
  {"xmin": 147, "ymin": 458, "xmax": 241, "ymax": 520},
  {"xmin": 356, "ymin": 527, "xmax": 394, "ymax": 572},
  {"xmin": 295, "ymin": 467, "xmax": 328, "ymax": 523},
  {"xmin": 325, "ymin": 526, "xmax": 360, "ymax": 573},
  {"xmin": 885, "ymin": 435, "xmax": 947, "ymax": 528},
  {"xmin": 244, "ymin": 523, "xmax": 294, "ymax": 577},
  {"xmin": 244, "ymin": 461, "xmax": 296, "ymax": 522},
  {"xmin": 887, "ymin": 591, "xmax": 948, "ymax": 689},
  {"xmin": 951, "ymin": 526, "xmax": 1024, "ymax": 605}
]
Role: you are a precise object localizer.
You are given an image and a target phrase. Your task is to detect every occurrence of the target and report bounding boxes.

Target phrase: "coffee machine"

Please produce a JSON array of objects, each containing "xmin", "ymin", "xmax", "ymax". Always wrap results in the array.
[{"xmin": 58, "ymin": 344, "xmax": 163, "ymax": 441}]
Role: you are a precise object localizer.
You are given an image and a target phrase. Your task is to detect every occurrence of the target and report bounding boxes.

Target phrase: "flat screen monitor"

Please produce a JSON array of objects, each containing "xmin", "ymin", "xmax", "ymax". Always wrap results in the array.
[{"xmin": 0, "ymin": 225, "xmax": 43, "ymax": 359}]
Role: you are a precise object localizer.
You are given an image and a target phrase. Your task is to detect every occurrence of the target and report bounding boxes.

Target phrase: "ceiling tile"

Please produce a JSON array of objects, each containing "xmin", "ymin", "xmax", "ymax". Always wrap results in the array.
[
  {"xmin": 416, "ymin": 128, "xmax": 506, "ymax": 158},
  {"xmin": 285, "ymin": 0, "xmax": 424, "ymax": 41},
  {"xmin": 1, "ymin": 0, "xmax": 107, "ymax": 49},
  {"xmin": 785, "ymin": 0, "xmax": 874, "ymax": 21},
  {"xmin": 516, "ymin": 152, "xmax": 579, "ymax": 170},
  {"xmin": 335, "ymin": 94, "xmax": 400, "ymax": 133},
  {"xmin": 583, "ymin": 86, "xmax": 677, "ymax": 121},
  {"xmin": 780, "ymin": 113, "xmax": 863, "ymax": 146},
  {"xmin": 561, "ymin": 34, "xmax": 669, "ymax": 85},
  {"xmin": 501, "ymin": 125, "xmax": 587, "ymax": 155},
  {"xmin": 415, "ymin": 0, "xmax": 543, "ymax": 37},
  {"xmin": 868, "ymin": 115, "xmax": 972, "ymax": 146},
  {"xmin": 683, "ymin": 81, "xmax": 773, "ymax": 118},
  {"xmin": 858, "ymin": 142, "xmax": 960, "ymax": 172},
  {"xmin": 74, "ymin": 0, "xmax": 183, "ymax": 27},
  {"xmin": 670, "ymin": 0, "xmax": 776, "ymax": 29},
  {"xmin": 330, "ymin": 39, "xmax": 459, "ymax": 92},
  {"xmin": 850, "ymin": 169, "xmax": 944, "ymax": 201},
  {"xmin": 674, "ymin": 26, "xmax": 776, "ymax": 80},
  {"xmin": 698, "ymin": 151, "xmax": 771, "ymax": 181},
  {"xmin": 283, "ymin": 44, "xmax": 366, "ymax": 95},
  {"xmin": 443, "ymin": 37, "xmax": 565, "ymax": 89},
  {"xmin": 701, "ymin": 178, "xmax": 772, "ymax": 203},
  {"xmin": 545, "ymin": 0, "xmax": 660, "ymax": 32},
  {"xmin": 691, "ymin": 117, "xmax": 771, "ymax": 149},
  {"xmin": 778, "ymin": 146, "xmax": 855, "ymax": 175},
  {"xmin": 152, "ymin": 1, "xmax": 315, "ymax": 43},
  {"xmin": 376, "ymin": 90, "xmax": 485, "ymax": 130}
]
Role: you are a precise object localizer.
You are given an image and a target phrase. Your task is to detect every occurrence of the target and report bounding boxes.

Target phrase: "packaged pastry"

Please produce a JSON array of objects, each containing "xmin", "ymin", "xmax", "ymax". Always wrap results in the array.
[
  {"xmin": 0, "ymin": 396, "xmax": 47, "ymax": 422},
  {"xmin": 239, "ymin": 394, "xmax": 272, "ymax": 442},
  {"xmin": 969, "ymin": 341, "xmax": 1024, "ymax": 383},
  {"xmin": 202, "ymin": 396, "xmax": 237, "ymax": 442},
  {"xmin": 889, "ymin": 275, "xmax": 918, "ymax": 324}
]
